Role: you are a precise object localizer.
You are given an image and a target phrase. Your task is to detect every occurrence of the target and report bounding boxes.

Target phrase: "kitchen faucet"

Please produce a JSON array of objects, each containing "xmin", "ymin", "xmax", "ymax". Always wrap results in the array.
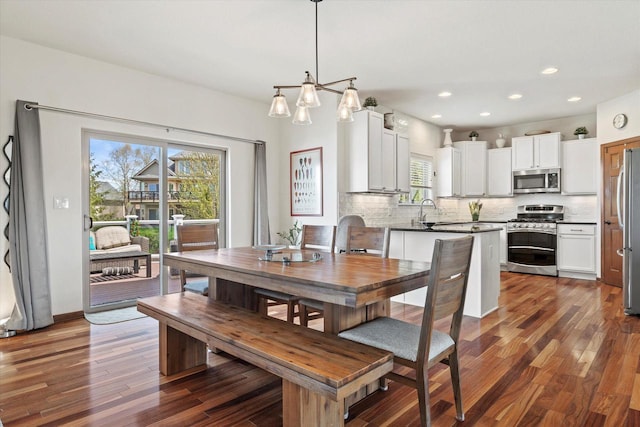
[{"xmin": 419, "ymin": 198, "xmax": 438, "ymax": 222}]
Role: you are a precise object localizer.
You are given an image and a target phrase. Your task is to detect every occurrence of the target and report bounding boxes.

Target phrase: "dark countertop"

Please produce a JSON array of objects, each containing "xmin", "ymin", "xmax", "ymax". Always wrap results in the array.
[{"xmin": 391, "ymin": 223, "xmax": 503, "ymax": 234}]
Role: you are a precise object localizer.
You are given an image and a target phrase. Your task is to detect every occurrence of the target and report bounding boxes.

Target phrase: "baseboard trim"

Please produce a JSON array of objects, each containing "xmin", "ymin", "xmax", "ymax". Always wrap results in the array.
[{"xmin": 54, "ymin": 311, "xmax": 84, "ymax": 323}]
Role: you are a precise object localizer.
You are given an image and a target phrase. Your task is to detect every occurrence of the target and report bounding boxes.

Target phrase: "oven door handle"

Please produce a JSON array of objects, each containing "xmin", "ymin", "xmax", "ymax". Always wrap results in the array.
[{"xmin": 508, "ymin": 245, "xmax": 555, "ymax": 252}]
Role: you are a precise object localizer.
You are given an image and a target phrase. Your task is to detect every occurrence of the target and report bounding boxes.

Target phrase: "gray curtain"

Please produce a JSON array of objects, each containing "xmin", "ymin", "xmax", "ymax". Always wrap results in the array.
[
  {"xmin": 253, "ymin": 141, "xmax": 271, "ymax": 245},
  {"xmin": 7, "ymin": 100, "xmax": 53, "ymax": 331}
]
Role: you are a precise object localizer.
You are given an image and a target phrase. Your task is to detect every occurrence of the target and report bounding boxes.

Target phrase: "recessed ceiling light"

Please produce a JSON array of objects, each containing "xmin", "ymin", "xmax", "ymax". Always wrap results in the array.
[
  {"xmin": 431, "ymin": 114, "xmax": 442, "ymax": 119},
  {"xmin": 567, "ymin": 96, "xmax": 582, "ymax": 102},
  {"xmin": 438, "ymin": 91, "xmax": 452, "ymax": 98},
  {"xmin": 508, "ymin": 93, "xmax": 523, "ymax": 100},
  {"xmin": 541, "ymin": 67, "xmax": 558, "ymax": 75},
  {"xmin": 480, "ymin": 112, "xmax": 491, "ymax": 117}
]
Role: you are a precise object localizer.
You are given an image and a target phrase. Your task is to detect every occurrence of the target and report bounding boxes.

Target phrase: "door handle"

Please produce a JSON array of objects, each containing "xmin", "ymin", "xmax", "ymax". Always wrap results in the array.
[
  {"xmin": 616, "ymin": 167, "xmax": 624, "ymax": 228},
  {"xmin": 83, "ymin": 215, "xmax": 93, "ymax": 231},
  {"xmin": 617, "ymin": 249, "xmax": 624, "ymax": 257},
  {"xmin": 604, "ymin": 220, "xmax": 612, "ymax": 225}
]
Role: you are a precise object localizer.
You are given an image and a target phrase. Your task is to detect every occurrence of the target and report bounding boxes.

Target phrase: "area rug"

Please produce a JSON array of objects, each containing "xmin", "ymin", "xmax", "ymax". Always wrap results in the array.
[{"xmin": 84, "ymin": 306, "xmax": 147, "ymax": 325}]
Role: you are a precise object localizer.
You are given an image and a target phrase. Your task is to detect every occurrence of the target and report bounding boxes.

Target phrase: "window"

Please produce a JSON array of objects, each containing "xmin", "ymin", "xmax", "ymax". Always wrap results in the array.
[{"xmin": 408, "ymin": 154, "xmax": 433, "ymax": 203}]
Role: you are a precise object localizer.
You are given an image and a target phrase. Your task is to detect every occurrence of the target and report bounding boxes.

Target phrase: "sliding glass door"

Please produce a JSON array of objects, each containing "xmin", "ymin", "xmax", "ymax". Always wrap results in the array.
[{"xmin": 82, "ymin": 131, "xmax": 226, "ymax": 312}]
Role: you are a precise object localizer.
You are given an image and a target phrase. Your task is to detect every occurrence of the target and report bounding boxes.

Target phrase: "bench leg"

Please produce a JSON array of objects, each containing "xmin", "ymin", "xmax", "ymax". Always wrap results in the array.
[
  {"xmin": 282, "ymin": 379, "xmax": 344, "ymax": 427},
  {"xmin": 159, "ymin": 323, "xmax": 207, "ymax": 376},
  {"xmin": 146, "ymin": 254, "xmax": 151, "ymax": 277}
]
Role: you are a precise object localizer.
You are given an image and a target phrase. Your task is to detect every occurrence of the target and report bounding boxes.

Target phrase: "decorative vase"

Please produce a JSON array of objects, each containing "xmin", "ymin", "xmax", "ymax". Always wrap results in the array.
[
  {"xmin": 443, "ymin": 129, "xmax": 453, "ymax": 147},
  {"xmin": 578, "ymin": 134, "xmax": 585, "ymax": 139},
  {"xmin": 471, "ymin": 136, "xmax": 477, "ymax": 142},
  {"xmin": 496, "ymin": 133, "xmax": 506, "ymax": 148},
  {"xmin": 471, "ymin": 213, "xmax": 479, "ymax": 222},
  {"xmin": 384, "ymin": 113, "xmax": 395, "ymax": 130},
  {"xmin": 366, "ymin": 106, "xmax": 375, "ymax": 111}
]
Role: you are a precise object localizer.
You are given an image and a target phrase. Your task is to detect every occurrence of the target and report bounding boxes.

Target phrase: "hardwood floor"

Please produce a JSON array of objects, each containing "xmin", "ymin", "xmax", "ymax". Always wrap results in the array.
[{"xmin": 1, "ymin": 272, "xmax": 639, "ymax": 426}]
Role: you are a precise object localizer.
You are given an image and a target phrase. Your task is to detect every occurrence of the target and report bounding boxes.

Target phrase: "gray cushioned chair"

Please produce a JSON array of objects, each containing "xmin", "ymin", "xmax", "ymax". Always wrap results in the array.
[{"xmin": 339, "ymin": 236, "xmax": 474, "ymax": 426}]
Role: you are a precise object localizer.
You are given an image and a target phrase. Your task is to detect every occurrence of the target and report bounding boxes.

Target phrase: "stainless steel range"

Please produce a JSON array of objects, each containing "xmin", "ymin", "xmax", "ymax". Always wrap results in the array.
[{"xmin": 507, "ymin": 205, "xmax": 564, "ymax": 276}]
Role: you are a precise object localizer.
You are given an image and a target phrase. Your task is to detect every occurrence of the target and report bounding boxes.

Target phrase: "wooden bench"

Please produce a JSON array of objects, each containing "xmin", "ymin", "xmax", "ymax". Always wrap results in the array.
[{"xmin": 137, "ymin": 292, "xmax": 393, "ymax": 426}]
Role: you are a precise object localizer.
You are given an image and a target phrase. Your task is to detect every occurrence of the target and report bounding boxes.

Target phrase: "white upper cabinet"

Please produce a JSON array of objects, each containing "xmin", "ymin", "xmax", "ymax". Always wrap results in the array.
[
  {"xmin": 454, "ymin": 141, "xmax": 487, "ymax": 196},
  {"xmin": 487, "ymin": 148, "xmax": 513, "ymax": 196},
  {"xmin": 436, "ymin": 146, "xmax": 461, "ymax": 197},
  {"xmin": 345, "ymin": 110, "xmax": 409, "ymax": 193},
  {"xmin": 512, "ymin": 132, "xmax": 561, "ymax": 170},
  {"xmin": 562, "ymin": 138, "xmax": 598, "ymax": 195}
]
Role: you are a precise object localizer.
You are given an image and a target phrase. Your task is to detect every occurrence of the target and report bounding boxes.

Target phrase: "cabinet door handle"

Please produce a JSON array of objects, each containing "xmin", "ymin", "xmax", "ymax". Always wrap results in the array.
[{"xmin": 570, "ymin": 229, "xmax": 583, "ymax": 232}]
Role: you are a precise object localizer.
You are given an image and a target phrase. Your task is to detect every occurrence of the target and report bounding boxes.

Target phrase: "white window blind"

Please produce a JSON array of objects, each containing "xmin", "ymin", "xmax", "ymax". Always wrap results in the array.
[{"xmin": 410, "ymin": 155, "xmax": 433, "ymax": 188}]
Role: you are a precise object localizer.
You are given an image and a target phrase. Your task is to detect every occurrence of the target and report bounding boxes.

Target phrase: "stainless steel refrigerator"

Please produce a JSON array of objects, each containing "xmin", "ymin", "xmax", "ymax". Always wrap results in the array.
[{"xmin": 618, "ymin": 148, "xmax": 640, "ymax": 315}]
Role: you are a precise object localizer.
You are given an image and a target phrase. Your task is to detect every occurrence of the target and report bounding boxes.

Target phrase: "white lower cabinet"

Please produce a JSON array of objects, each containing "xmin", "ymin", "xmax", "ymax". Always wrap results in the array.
[
  {"xmin": 484, "ymin": 223, "xmax": 507, "ymax": 267},
  {"xmin": 389, "ymin": 229, "xmax": 500, "ymax": 318},
  {"xmin": 557, "ymin": 224, "xmax": 596, "ymax": 279}
]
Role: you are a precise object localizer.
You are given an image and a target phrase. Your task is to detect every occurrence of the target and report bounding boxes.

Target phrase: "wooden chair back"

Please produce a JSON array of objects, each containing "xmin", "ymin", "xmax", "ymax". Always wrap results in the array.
[
  {"xmin": 176, "ymin": 223, "xmax": 219, "ymax": 288},
  {"xmin": 300, "ymin": 225, "xmax": 336, "ymax": 253},
  {"xmin": 345, "ymin": 226, "xmax": 390, "ymax": 258},
  {"xmin": 418, "ymin": 236, "xmax": 474, "ymax": 369}
]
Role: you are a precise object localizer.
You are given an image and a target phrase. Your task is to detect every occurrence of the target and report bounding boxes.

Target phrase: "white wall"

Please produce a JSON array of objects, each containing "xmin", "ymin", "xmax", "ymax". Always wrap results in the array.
[
  {"xmin": 596, "ymin": 90, "xmax": 640, "ymax": 144},
  {"xmin": 451, "ymin": 113, "xmax": 597, "ymax": 147},
  {"xmin": 274, "ymin": 91, "xmax": 340, "ymax": 241},
  {"xmin": 0, "ymin": 36, "xmax": 280, "ymax": 317}
]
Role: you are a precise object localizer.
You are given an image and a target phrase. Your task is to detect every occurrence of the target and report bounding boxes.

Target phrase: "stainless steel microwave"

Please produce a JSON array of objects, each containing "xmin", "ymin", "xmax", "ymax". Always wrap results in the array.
[{"xmin": 513, "ymin": 168, "xmax": 561, "ymax": 194}]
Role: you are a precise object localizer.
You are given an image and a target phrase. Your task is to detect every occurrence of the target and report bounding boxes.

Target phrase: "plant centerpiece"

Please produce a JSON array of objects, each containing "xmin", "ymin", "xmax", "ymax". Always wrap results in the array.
[
  {"xmin": 277, "ymin": 220, "xmax": 302, "ymax": 248},
  {"xmin": 469, "ymin": 130, "xmax": 479, "ymax": 141},
  {"xmin": 574, "ymin": 126, "xmax": 589, "ymax": 139},
  {"xmin": 363, "ymin": 96, "xmax": 378, "ymax": 111},
  {"xmin": 469, "ymin": 199, "xmax": 483, "ymax": 221}
]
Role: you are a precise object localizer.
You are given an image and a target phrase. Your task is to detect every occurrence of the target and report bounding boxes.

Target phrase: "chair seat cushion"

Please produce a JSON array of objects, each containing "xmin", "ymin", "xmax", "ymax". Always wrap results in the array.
[
  {"xmin": 254, "ymin": 289, "xmax": 299, "ymax": 302},
  {"xmin": 184, "ymin": 280, "xmax": 209, "ymax": 295},
  {"xmin": 299, "ymin": 298, "xmax": 324, "ymax": 310},
  {"xmin": 338, "ymin": 317, "xmax": 454, "ymax": 362}
]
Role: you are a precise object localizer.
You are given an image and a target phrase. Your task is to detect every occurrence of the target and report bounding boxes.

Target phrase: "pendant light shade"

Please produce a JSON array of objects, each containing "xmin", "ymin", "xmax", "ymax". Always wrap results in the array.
[
  {"xmin": 337, "ymin": 101, "xmax": 354, "ymax": 122},
  {"xmin": 268, "ymin": 90, "xmax": 291, "ymax": 117},
  {"xmin": 339, "ymin": 81, "xmax": 362, "ymax": 111},
  {"xmin": 292, "ymin": 106, "xmax": 312, "ymax": 125},
  {"xmin": 296, "ymin": 73, "xmax": 321, "ymax": 108}
]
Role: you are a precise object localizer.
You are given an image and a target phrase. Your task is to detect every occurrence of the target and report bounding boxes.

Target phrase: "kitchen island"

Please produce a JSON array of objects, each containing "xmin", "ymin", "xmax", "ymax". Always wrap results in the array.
[{"xmin": 389, "ymin": 223, "xmax": 501, "ymax": 318}]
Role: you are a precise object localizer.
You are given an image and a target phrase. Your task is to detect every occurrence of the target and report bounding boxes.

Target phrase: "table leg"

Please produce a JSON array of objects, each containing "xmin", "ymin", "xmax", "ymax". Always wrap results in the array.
[
  {"xmin": 145, "ymin": 254, "xmax": 151, "ymax": 277},
  {"xmin": 282, "ymin": 379, "xmax": 344, "ymax": 427},
  {"xmin": 133, "ymin": 259, "xmax": 140, "ymax": 274},
  {"xmin": 158, "ymin": 322, "xmax": 207, "ymax": 376}
]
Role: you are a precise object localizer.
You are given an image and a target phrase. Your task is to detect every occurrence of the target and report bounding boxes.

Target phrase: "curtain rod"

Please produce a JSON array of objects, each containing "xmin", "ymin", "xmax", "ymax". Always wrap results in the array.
[{"xmin": 23, "ymin": 103, "xmax": 265, "ymax": 145}]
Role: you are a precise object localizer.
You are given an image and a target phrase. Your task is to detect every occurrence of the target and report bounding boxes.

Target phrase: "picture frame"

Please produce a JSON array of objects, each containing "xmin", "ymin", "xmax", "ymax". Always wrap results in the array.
[{"xmin": 290, "ymin": 147, "xmax": 323, "ymax": 216}]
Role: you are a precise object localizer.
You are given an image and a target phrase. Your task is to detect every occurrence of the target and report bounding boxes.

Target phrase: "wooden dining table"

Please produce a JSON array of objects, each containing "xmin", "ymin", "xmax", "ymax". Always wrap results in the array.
[{"xmin": 163, "ymin": 246, "xmax": 431, "ymax": 334}]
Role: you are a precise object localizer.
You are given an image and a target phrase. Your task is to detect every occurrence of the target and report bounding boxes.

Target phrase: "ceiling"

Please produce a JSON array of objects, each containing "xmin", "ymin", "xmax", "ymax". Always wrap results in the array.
[{"xmin": 1, "ymin": 0, "xmax": 638, "ymax": 130}]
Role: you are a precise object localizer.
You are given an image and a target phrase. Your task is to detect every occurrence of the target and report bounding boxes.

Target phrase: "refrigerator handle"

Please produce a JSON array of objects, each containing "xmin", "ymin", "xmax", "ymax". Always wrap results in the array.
[{"xmin": 616, "ymin": 167, "xmax": 624, "ymax": 228}]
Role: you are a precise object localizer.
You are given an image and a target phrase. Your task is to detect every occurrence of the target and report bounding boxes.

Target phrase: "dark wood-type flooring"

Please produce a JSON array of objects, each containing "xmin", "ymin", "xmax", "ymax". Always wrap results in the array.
[{"xmin": 2, "ymin": 272, "xmax": 639, "ymax": 426}]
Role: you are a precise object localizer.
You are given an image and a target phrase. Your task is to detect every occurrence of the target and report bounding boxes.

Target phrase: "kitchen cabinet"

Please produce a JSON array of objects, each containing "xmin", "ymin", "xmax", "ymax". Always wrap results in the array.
[
  {"xmin": 454, "ymin": 140, "xmax": 487, "ymax": 196},
  {"xmin": 345, "ymin": 110, "xmax": 409, "ymax": 193},
  {"xmin": 435, "ymin": 146, "xmax": 461, "ymax": 197},
  {"xmin": 484, "ymin": 222, "xmax": 508, "ymax": 267},
  {"xmin": 389, "ymin": 229, "xmax": 500, "ymax": 317},
  {"xmin": 487, "ymin": 148, "xmax": 513, "ymax": 196},
  {"xmin": 562, "ymin": 138, "xmax": 597, "ymax": 194},
  {"xmin": 512, "ymin": 132, "xmax": 561, "ymax": 170},
  {"xmin": 557, "ymin": 224, "xmax": 596, "ymax": 279}
]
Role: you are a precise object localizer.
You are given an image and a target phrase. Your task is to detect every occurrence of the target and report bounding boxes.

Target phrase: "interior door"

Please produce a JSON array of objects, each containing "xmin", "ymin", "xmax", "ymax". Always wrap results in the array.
[{"xmin": 601, "ymin": 137, "xmax": 640, "ymax": 286}]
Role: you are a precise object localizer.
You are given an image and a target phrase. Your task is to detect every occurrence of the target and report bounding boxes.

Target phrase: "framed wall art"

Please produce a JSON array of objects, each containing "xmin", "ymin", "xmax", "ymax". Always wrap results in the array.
[{"xmin": 290, "ymin": 147, "xmax": 323, "ymax": 216}]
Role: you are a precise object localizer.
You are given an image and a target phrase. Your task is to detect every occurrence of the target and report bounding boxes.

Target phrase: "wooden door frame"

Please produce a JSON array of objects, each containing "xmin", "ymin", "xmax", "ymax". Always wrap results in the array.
[{"xmin": 600, "ymin": 136, "xmax": 640, "ymax": 285}]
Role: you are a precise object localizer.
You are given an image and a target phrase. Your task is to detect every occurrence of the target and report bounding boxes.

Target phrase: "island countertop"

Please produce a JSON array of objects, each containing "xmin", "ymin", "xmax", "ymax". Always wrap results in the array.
[{"xmin": 391, "ymin": 222, "xmax": 503, "ymax": 233}]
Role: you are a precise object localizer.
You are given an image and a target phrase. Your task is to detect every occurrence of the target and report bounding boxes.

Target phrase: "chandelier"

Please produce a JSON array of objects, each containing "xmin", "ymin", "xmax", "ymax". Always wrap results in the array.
[{"xmin": 268, "ymin": 0, "xmax": 362, "ymax": 125}]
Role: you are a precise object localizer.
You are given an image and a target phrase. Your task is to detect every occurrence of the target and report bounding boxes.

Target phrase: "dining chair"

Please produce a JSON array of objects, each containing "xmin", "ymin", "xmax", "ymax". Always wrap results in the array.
[
  {"xmin": 335, "ymin": 214, "xmax": 365, "ymax": 253},
  {"xmin": 338, "ymin": 236, "xmax": 474, "ymax": 426},
  {"xmin": 176, "ymin": 223, "xmax": 219, "ymax": 295},
  {"xmin": 299, "ymin": 225, "xmax": 390, "ymax": 327},
  {"xmin": 256, "ymin": 224, "xmax": 336, "ymax": 323}
]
